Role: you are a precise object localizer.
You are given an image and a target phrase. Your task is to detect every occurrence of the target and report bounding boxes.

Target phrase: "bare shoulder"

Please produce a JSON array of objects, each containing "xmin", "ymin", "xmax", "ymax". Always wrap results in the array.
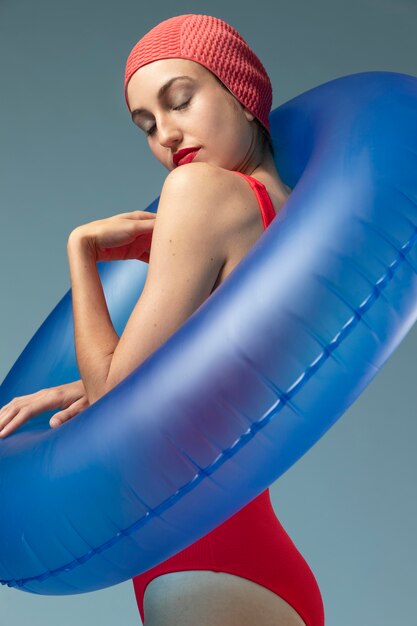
[
  {"xmin": 162, "ymin": 161, "xmax": 240, "ymax": 203},
  {"xmin": 160, "ymin": 162, "xmax": 259, "ymax": 241},
  {"xmin": 157, "ymin": 162, "xmax": 267, "ymax": 292}
]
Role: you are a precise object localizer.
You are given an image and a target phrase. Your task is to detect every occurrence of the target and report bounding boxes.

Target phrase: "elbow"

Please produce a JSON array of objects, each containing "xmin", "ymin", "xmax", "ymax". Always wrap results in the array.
[
  {"xmin": 84, "ymin": 357, "xmax": 115, "ymax": 405},
  {"xmin": 83, "ymin": 376, "xmax": 111, "ymax": 406},
  {"xmin": 88, "ymin": 374, "xmax": 116, "ymax": 405},
  {"xmin": 85, "ymin": 387, "xmax": 106, "ymax": 406}
]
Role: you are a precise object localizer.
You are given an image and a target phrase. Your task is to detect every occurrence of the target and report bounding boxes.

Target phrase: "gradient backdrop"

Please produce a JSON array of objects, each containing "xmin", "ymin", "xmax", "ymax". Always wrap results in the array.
[{"xmin": 1, "ymin": 1, "xmax": 416, "ymax": 625}]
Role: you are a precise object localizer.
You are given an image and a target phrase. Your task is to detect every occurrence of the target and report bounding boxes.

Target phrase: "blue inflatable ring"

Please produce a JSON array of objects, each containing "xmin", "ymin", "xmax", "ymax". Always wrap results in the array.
[{"xmin": 1, "ymin": 71, "xmax": 416, "ymax": 594}]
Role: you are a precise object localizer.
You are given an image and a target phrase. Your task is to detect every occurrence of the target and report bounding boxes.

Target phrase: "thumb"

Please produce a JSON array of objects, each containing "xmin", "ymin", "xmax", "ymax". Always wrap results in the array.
[{"xmin": 50, "ymin": 396, "xmax": 89, "ymax": 428}]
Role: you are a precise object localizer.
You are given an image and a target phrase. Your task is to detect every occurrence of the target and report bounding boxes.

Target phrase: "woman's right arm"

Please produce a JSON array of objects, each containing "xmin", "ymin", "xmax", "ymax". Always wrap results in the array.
[{"xmin": 0, "ymin": 379, "xmax": 90, "ymax": 438}]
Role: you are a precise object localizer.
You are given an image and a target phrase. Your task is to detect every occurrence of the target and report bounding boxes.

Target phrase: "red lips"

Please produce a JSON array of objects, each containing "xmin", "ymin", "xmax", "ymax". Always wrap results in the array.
[{"xmin": 173, "ymin": 147, "xmax": 201, "ymax": 167}]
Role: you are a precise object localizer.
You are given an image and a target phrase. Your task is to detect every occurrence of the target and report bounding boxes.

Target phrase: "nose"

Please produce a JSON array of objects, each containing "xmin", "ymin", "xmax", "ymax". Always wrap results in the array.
[{"xmin": 156, "ymin": 114, "xmax": 182, "ymax": 149}]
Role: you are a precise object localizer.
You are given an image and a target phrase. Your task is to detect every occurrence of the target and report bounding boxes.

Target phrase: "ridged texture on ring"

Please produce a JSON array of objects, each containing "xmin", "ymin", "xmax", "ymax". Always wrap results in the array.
[{"xmin": 124, "ymin": 14, "xmax": 272, "ymax": 133}]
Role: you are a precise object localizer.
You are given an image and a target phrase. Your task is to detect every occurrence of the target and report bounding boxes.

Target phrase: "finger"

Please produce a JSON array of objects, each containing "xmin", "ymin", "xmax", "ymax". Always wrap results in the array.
[
  {"xmin": 110, "ymin": 210, "xmax": 152, "ymax": 218},
  {"xmin": 130, "ymin": 210, "xmax": 156, "ymax": 219},
  {"xmin": 50, "ymin": 398, "xmax": 88, "ymax": 427},
  {"xmin": 0, "ymin": 403, "xmax": 20, "ymax": 430},
  {"xmin": 0, "ymin": 396, "xmax": 27, "ymax": 416},
  {"xmin": 1, "ymin": 389, "xmax": 61, "ymax": 424},
  {"xmin": 0, "ymin": 393, "xmax": 42, "ymax": 430},
  {"xmin": 117, "ymin": 211, "xmax": 156, "ymax": 220},
  {"xmin": 0, "ymin": 407, "xmax": 30, "ymax": 438},
  {"xmin": 129, "ymin": 220, "xmax": 156, "ymax": 233},
  {"xmin": 50, "ymin": 396, "xmax": 89, "ymax": 428},
  {"xmin": 120, "ymin": 219, "xmax": 156, "ymax": 239},
  {"xmin": 0, "ymin": 402, "xmax": 10, "ymax": 417}
]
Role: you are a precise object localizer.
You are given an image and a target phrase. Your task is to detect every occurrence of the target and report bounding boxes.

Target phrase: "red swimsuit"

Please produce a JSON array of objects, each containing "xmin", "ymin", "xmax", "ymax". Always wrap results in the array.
[{"xmin": 132, "ymin": 171, "xmax": 325, "ymax": 626}]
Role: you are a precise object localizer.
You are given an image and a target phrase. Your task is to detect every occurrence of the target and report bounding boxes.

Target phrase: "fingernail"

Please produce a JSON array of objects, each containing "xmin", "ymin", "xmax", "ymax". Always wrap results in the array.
[{"xmin": 50, "ymin": 419, "xmax": 58, "ymax": 427}]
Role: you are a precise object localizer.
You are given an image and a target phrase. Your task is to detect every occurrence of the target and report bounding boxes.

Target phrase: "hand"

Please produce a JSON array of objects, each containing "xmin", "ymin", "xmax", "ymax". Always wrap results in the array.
[
  {"xmin": 0, "ymin": 379, "xmax": 89, "ymax": 439},
  {"xmin": 70, "ymin": 210, "xmax": 156, "ymax": 263}
]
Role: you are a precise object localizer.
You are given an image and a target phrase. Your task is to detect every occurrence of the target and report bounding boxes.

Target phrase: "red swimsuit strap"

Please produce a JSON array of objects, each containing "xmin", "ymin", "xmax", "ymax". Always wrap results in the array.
[{"xmin": 232, "ymin": 170, "xmax": 276, "ymax": 229}]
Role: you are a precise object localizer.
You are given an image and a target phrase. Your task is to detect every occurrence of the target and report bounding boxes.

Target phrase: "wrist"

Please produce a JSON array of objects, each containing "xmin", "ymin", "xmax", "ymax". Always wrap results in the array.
[{"xmin": 67, "ymin": 229, "xmax": 96, "ymax": 260}]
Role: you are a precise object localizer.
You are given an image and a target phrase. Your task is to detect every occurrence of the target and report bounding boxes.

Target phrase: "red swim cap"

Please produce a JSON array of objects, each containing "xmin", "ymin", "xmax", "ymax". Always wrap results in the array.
[{"xmin": 124, "ymin": 13, "xmax": 272, "ymax": 133}]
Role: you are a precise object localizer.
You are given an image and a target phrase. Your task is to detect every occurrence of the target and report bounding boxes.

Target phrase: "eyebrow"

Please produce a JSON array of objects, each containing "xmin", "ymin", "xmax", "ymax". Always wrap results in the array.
[{"xmin": 130, "ymin": 75, "xmax": 195, "ymax": 121}]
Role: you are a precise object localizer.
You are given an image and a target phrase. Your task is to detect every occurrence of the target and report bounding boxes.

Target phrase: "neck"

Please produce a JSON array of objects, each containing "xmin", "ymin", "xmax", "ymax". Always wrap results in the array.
[{"xmin": 247, "ymin": 150, "xmax": 292, "ymax": 198}]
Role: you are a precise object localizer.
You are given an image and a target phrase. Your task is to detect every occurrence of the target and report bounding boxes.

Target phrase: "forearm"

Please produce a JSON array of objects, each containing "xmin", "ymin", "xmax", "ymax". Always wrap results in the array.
[{"xmin": 67, "ymin": 233, "xmax": 119, "ymax": 404}]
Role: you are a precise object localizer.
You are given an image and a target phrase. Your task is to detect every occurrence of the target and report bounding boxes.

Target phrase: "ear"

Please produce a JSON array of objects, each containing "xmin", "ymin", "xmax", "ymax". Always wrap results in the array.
[{"xmin": 242, "ymin": 107, "xmax": 255, "ymax": 123}]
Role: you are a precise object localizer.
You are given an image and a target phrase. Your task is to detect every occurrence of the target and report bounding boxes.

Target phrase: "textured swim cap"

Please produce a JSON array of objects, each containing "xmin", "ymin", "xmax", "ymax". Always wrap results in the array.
[{"xmin": 124, "ymin": 13, "xmax": 272, "ymax": 133}]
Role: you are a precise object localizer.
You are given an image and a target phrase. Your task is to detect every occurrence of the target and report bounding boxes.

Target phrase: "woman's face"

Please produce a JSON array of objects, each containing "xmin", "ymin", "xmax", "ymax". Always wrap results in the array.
[{"xmin": 126, "ymin": 58, "xmax": 259, "ymax": 172}]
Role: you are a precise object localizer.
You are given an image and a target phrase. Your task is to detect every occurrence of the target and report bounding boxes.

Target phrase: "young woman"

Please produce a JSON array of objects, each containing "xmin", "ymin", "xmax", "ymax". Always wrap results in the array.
[{"xmin": 0, "ymin": 13, "xmax": 324, "ymax": 626}]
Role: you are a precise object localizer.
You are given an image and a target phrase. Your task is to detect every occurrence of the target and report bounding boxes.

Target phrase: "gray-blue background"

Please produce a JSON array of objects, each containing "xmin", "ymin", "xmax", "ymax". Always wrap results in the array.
[{"xmin": 1, "ymin": 1, "xmax": 416, "ymax": 624}]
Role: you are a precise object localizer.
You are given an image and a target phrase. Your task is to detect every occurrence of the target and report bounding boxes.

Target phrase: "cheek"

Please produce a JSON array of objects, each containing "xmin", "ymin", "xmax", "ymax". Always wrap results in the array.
[
  {"xmin": 197, "ymin": 106, "xmax": 222, "ymax": 133},
  {"xmin": 200, "ymin": 101, "xmax": 242, "ymax": 142}
]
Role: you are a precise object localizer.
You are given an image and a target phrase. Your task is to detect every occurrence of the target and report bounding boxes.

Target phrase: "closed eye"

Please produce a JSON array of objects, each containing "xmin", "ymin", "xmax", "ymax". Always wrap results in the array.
[{"xmin": 146, "ymin": 99, "xmax": 191, "ymax": 137}]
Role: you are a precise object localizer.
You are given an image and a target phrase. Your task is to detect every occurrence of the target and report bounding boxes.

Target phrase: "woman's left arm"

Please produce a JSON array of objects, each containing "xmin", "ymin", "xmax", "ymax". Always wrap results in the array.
[
  {"xmin": 68, "ymin": 164, "xmax": 232, "ymax": 405},
  {"xmin": 67, "ymin": 235, "xmax": 120, "ymax": 403}
]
